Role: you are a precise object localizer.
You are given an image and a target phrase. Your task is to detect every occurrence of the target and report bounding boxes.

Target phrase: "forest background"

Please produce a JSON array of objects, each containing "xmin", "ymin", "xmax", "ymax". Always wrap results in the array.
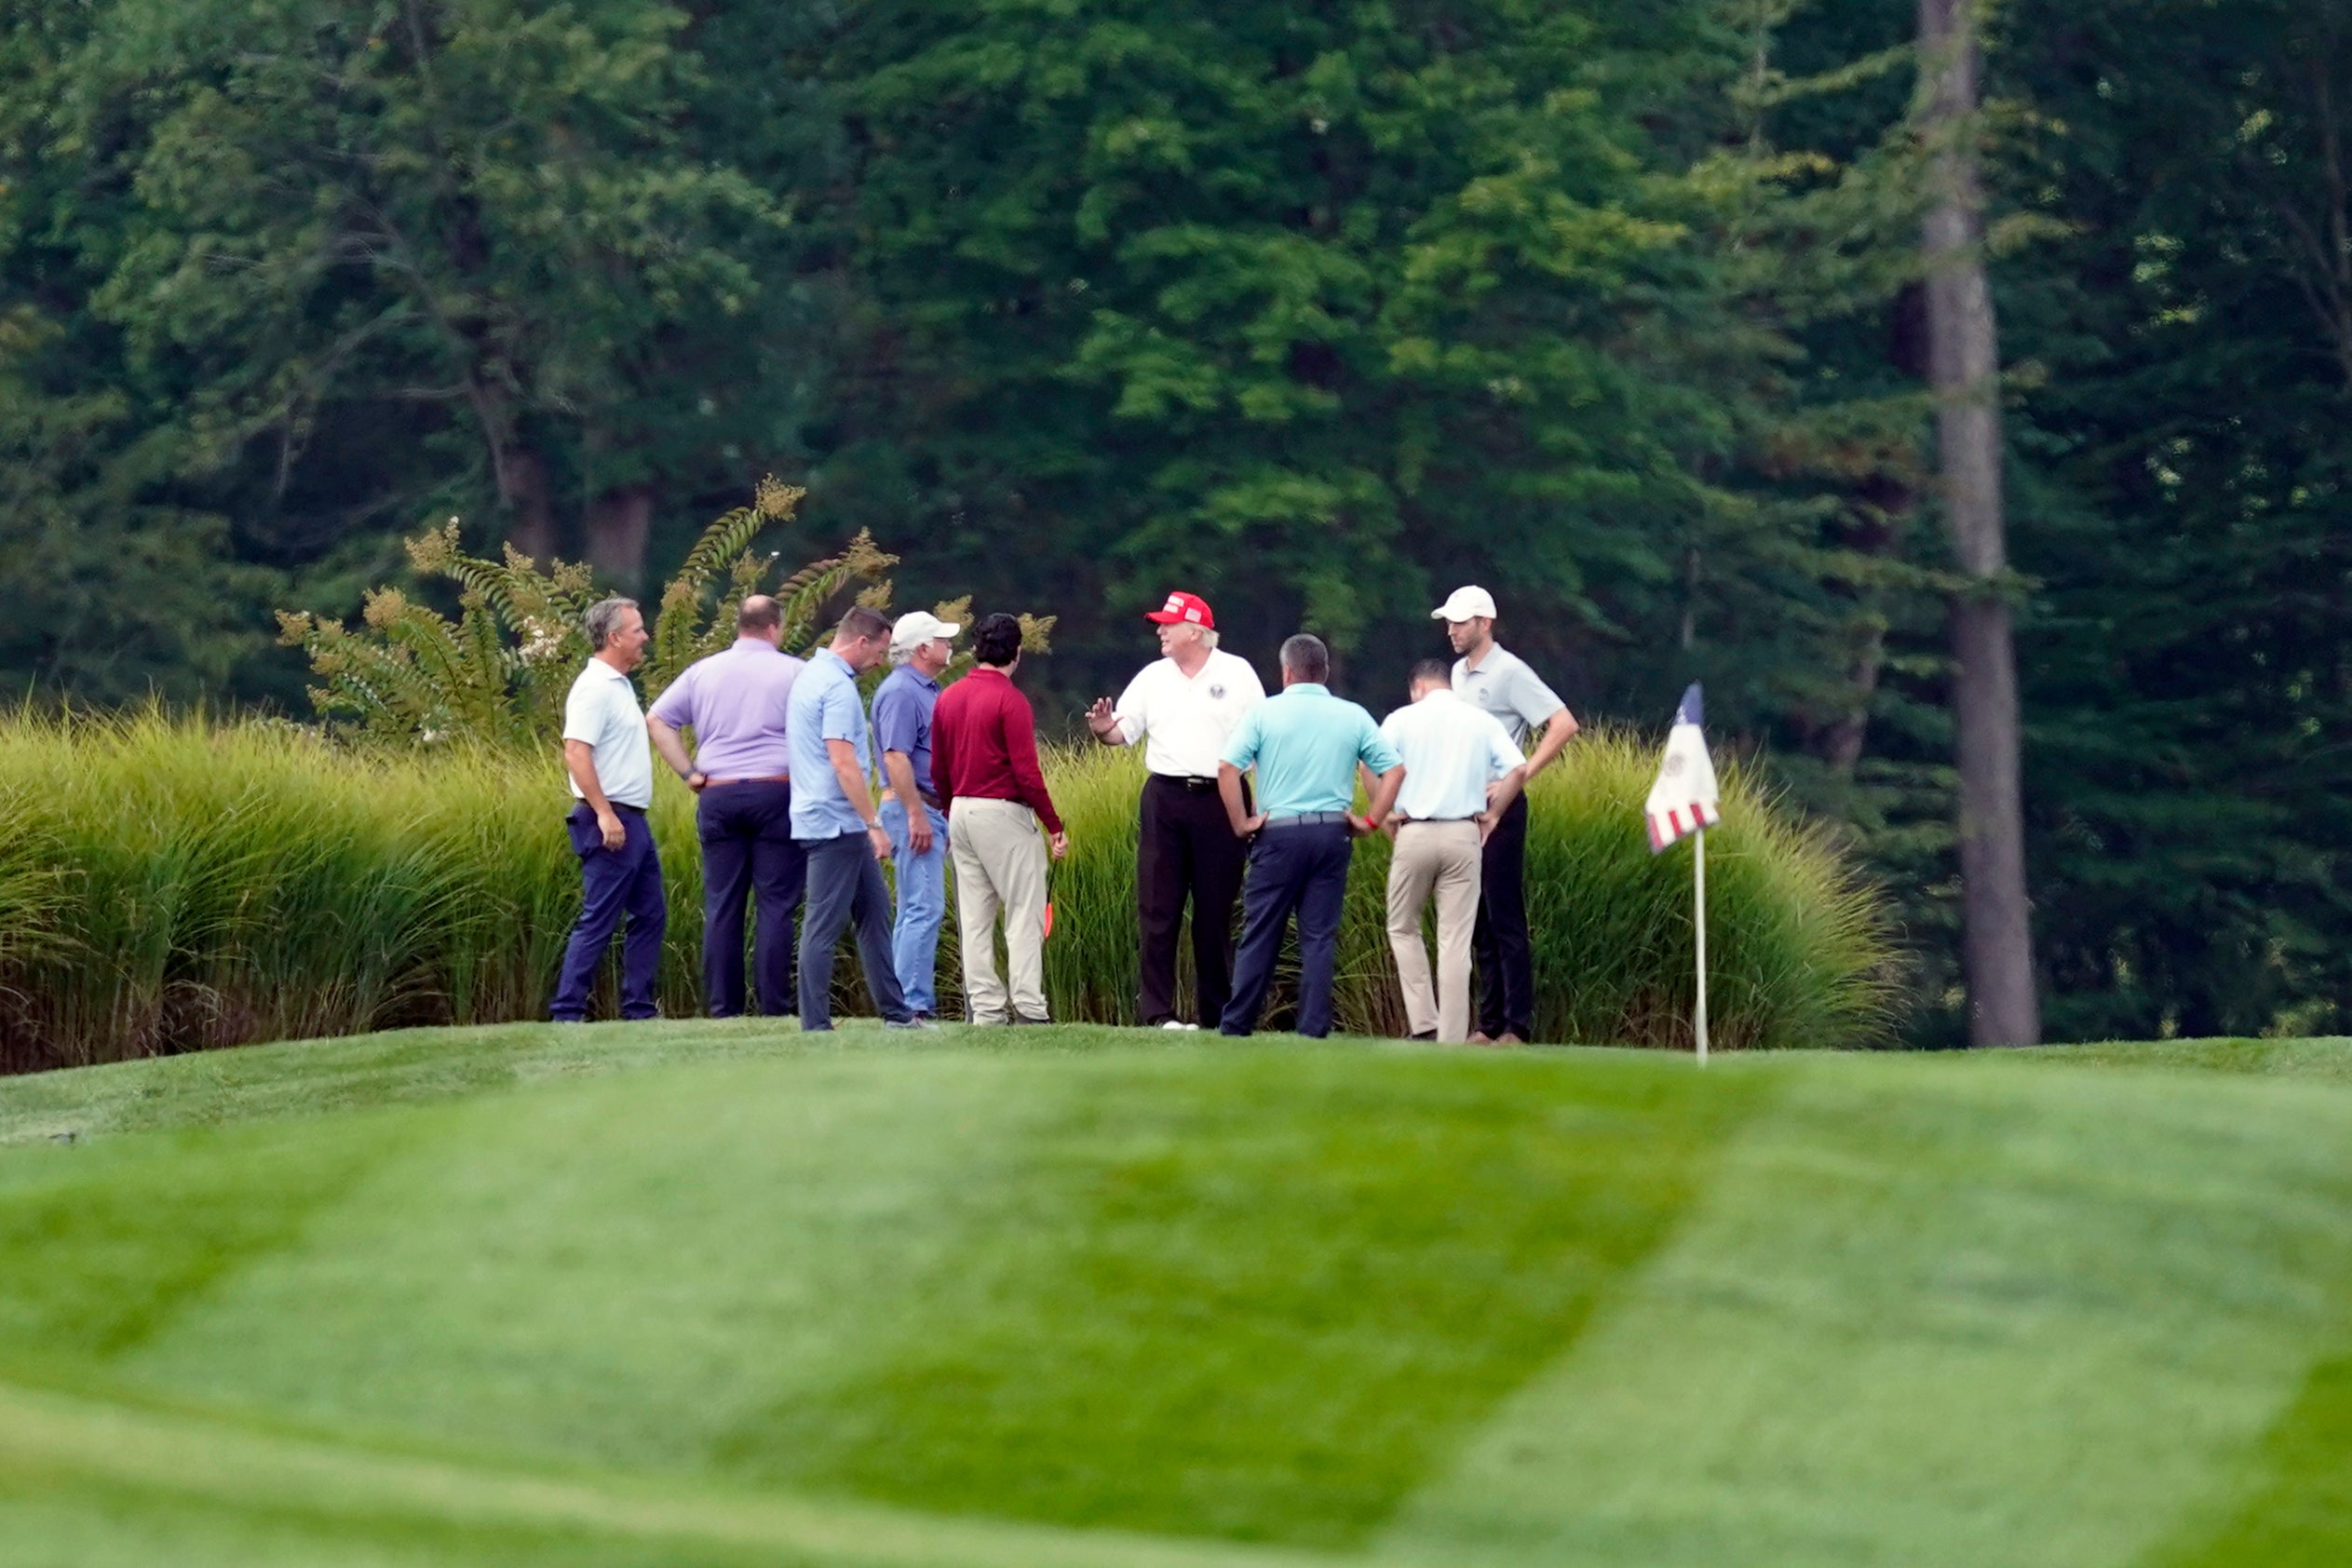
[{"xmin": 0, "ymin": 0, "xmax": 2345, "ymax": 1047}]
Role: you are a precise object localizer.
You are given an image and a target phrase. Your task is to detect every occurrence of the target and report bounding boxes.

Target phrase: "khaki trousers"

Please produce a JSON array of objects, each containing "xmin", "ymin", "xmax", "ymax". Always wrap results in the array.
[
  {"xmin": 948, "ymin": 797, "xmax": 1049, "ymax": 1023},
  {"xmin": 1386, "ymin": 820, "xmax": 1483, "ymax": 1042}
]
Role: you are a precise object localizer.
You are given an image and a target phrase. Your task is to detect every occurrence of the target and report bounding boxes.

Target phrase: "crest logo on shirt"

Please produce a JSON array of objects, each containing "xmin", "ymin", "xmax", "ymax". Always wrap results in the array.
[{"xmin": 1209, "ymin": 683, "xmax": 1226, "ymax": 700}]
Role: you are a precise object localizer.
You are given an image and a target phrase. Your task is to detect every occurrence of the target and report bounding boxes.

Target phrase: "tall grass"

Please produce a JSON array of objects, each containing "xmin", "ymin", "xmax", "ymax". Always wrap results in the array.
[{"xmin": 0, "ymin": 711, "xmax": 1898, "ymax": 1072}]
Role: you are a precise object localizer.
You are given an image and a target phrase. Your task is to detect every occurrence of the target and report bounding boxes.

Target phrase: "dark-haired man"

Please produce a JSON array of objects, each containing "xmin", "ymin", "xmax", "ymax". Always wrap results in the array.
[
  {"xmin": 787, "ymin": 604, "xmax": 920, "ymax": 1033},
  {"xmin": 1216, "ymin": 634, "xmax": 1403, "ymax": 1038},
  {"xmin": 934, "ymin": 613, "xmax": 1066, "ymax": 1025},
  {"xmin": 1377, "ymin": 658, "xmax": 1526, "ymax": 1042},
  {"xmin": 646, "ymin": 594, "xmax": 806, "ymax": 1018},
  {"xmin": 1434, "ymin": 585, "xmax": 1579, "ymax": 1043},
  {"xmin": 551, "ymin": 596, "xmax": 665, "ymax": 1022}
]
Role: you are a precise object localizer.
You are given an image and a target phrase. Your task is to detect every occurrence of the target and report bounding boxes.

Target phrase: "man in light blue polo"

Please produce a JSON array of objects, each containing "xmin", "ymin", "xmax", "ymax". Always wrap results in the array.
[
  {"xmin": 1216, "ymin": 634, "xmax": 1405, "ymax": 1038},
  {"xmin": 787, "ymin": 604, "xmax": 920, "ymax": 1033}
]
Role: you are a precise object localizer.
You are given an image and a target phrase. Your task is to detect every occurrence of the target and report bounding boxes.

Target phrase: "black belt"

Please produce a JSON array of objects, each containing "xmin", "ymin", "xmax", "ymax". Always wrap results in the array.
[
  {"xmin": 1262, "ymin": 811, "xmax": 1352, "ymax": 830},
  {"xmin": 574, "ymin": 801, "xmax": 646, "ymax": 816},
  {"xmin": 1150, "ymin": 774, "xmax": 1222, "ymax": 792},
  {"xmin": 1401, "ymin": 816, "xmax": 1478, "ymax": 824}
]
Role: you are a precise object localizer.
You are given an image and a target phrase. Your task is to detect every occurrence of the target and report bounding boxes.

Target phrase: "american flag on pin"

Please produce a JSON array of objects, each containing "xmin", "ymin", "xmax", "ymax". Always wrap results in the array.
[{"xmin": 1645, "ymin": 683, "xmax": 1720, "ymax": 853}]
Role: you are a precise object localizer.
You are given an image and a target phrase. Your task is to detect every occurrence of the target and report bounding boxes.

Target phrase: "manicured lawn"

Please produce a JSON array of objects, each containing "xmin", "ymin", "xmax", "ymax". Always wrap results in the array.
[{"xmin": 3, "ymin": 1026, "xmax": 2350, "ymax": 1566}]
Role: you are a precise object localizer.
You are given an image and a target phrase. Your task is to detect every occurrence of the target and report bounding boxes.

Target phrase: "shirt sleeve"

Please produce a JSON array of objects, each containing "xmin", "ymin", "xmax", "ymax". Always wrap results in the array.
[
  {"xmin": 1220, "ymin": 706, "xmax": 1263, "ymax": 771},
  {"xmin": 1508, "ymin": 662, "xmax": 1568, "ymax": 730},
  {"xmin": 872, "ymin": 680, "xmax": 918, "ymax": 757},
  {"xmin": 561, "ymin": 675, "xmax": 606, "ymax": 747},
  {"xmin": 1003, "ymin": 691, "xmax": 1062, "ymax": 833},
  {"xmin": 1111, "ymin": 668, "xmax": 1150, "ymax": 746},
  {"xmin": 644, "ymin": 665, "xmax": 695, "ymax": 730},
  {"xmin": 1232, "ymin": 658, "xmax": 1267, "ymax": 705},
  {"xmin": 818, "ymin": 678, "xmax": 865, "ymax": 745},
  {"xmin": 1488, "ymin": 714, "xmax": 1526, "ymax": 774},
  {"xmin": 1357, "ymin": 709, "xmax": 1402, "ymax": 774}
]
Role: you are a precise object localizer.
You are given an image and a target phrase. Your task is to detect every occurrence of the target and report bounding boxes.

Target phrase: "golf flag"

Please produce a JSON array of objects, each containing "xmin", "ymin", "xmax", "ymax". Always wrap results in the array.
[{"xmin": 1645, "ymin": 683, "xmax": 1720, "ymax": 853}]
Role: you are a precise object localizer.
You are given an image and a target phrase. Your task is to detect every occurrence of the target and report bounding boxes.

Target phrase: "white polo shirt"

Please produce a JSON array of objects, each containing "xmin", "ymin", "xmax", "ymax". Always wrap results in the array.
[
  {"xmin": 562, "ymin": 658, "xmax": 654, "ymax": 808},
  {"xmin": 1112, "ymin": 648, "xmax": 1266, "ymax": 777},
  {"xmin": 1452, "ymin": 643, "xmax": 1567, "ymax": 749}
]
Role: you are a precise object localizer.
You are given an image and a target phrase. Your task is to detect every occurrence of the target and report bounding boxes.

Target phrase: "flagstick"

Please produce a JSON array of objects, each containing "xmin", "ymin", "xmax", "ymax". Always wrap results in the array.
[{"xmin": 1693, "ymin": 827, "xmax": 1710, "ymax": 1065}]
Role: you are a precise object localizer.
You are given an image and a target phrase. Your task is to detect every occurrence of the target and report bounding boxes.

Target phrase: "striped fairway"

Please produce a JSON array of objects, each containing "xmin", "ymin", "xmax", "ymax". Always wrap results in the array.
[{"xmin": 2, "ymin": 1027, "xmax": 2349, "ymax": 1566}]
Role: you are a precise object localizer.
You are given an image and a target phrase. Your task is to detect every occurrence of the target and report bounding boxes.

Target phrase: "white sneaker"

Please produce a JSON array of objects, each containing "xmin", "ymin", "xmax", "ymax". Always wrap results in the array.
[{"xmin": 1159, "ymin": 1020, "xmax": 1200, "ymax": 1032}]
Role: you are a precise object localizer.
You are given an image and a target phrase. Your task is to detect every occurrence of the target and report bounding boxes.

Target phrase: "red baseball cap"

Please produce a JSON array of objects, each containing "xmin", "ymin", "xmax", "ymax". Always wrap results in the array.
[{"xmin": 1145, "ymin": 590, "xmax": 1215, "ymax": 629}]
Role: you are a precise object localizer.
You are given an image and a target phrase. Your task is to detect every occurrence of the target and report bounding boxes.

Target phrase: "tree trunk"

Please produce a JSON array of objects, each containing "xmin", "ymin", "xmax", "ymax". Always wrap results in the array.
[
  {"xmin": 1919, "ymin": 0, "xmax": 2039, "ymax": 1046},
  {"xmin": 584, "ymin": 485, "xmax": 656, "ymax": 590},
  {"xmin": 500, "ymin": 444, "xmax": 559, "ymax": 564}
]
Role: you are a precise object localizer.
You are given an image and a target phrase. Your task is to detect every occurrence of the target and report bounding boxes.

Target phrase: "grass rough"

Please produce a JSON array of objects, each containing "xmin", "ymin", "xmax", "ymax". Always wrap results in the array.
[{"xmin": 0, "ymin": 710, "xmax": 1894, "ymax": 1071}]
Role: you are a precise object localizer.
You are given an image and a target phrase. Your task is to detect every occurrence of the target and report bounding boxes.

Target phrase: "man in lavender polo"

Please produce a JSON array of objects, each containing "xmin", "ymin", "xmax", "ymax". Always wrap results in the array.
[{"xmin": 646, "ymin": 594, "xmax": 805, "ymax": 1017}]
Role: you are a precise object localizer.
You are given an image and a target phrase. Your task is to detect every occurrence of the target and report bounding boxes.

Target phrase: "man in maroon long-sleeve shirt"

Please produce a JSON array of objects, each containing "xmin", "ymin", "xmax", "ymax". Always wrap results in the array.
[{"xmin": 932, "ymin": 615, "xmax": 1067, "ymax": 1024}]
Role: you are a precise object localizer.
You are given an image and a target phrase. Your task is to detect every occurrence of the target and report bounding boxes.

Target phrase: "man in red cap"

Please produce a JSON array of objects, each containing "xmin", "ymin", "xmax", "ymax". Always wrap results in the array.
[{"xmin": 1086, "ymin": 591, "xmax": 1265, "ymax": 1028}]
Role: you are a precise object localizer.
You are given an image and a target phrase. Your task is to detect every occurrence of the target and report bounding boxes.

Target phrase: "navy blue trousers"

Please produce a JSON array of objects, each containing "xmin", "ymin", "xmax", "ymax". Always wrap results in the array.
[
  {"xmin": 1219, "ymin": 822, "xmax": 1353, "ymax": 1038},
  {"xmin": 550, "ymin": 804, "xmax": 667, "ymax": 1021},
  {"xmin": 698, "ymin": 781, "xmax": 804, "ymax": 1017},
  {"xmin": 796, "ymin": 831, "xmax": 912, "ymax": 1032}
]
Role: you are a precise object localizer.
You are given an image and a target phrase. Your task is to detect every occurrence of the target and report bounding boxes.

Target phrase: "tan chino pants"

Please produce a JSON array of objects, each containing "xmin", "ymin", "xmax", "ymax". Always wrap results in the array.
[
  {"xmin": 948, "ymin": 797, "xmax": 1049, "ymax": 1023},
  {"xmin": 1386, "ymin": 820, "xmax": 1483, "ymax": 1042}
]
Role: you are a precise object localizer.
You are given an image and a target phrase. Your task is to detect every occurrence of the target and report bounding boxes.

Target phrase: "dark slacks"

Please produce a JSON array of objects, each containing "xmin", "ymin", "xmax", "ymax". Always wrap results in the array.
[
  {"xmin": 698, "ymin": 780, "xmax": 804, "ymax": 1017},
  {"xmin": 1473, "ymin": 792, "xmax": 1534, "ymax": 1039},
  {"xmin": 1137, "ymin": 774, "xmax": 1250, "ymax": 1025},
  {"xmin": 551, "ymin": 804, "xmax": 667, "ymax": 1021},
  {"xmin": 1219, "ymin": 822, "xmax": 1353, "ymax": 1038},
  {"xmin": 796, "ymin": 831, "xmax": 912, "ymax": 1032}
]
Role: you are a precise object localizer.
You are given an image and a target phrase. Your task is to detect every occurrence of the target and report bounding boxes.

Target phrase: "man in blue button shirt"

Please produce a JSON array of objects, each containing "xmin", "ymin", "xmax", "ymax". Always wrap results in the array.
[
  {"xmin": 1215, "ymin": 634, "xmax": 1405, "ymax": 1038},
  {"xmin": 873, "ymin": 610, "xmax": 960, "ymax": 1021},
  {"xmin": 787, "ymin": 604, "xmax": 921, "ymax": 1033}
]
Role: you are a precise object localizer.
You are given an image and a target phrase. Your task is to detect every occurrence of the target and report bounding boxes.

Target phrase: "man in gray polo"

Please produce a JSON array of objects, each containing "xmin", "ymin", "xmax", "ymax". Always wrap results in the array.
[{"xmin": 1433, "ymin": 585, "xmax": 1580, "ymax": 1043}]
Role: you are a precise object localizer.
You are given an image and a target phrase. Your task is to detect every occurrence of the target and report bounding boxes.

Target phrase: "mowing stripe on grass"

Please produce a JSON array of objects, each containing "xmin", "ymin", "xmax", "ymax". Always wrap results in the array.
[
  {"xmin": 1382, "ymin": 1058, "xmax": 2352, "ymax": 1568},
  {"xmin": 0, "ymin": 1376, "xmax": 1342, "ymax": 1568},
  {"xmin": 713, "ymin": 1050, "xmax": 1774, "ymax": 1549}
]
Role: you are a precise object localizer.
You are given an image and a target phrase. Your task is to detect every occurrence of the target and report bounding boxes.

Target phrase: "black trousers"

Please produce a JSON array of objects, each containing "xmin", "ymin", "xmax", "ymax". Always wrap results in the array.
[
  {"xmin": 1474, "ymin": 792, "xmax": 1534, "ymax": 1039},
  {"xmin": 1137, "ymin": 774, "xmax": 1250, "ymax": 1025},
  {"xmin": 697, "ymin": 780, "xmax": 804, "ymax": 1017}
]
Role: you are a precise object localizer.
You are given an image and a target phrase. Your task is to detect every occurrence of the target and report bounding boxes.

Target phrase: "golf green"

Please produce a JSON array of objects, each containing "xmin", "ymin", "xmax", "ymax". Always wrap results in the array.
[{"xmin": 2, "ymin": 1025, "xmax": 2348, "ymax": 1566}]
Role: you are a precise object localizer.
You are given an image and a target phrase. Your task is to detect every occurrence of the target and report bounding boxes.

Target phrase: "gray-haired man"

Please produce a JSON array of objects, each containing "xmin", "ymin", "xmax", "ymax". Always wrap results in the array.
[{"xmin": 551, "ymin": 597, "xmax": 667, "ymax": 1021}]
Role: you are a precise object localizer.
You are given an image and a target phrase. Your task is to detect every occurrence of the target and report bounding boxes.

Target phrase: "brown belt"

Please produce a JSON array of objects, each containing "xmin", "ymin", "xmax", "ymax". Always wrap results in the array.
[{"xmin": 704, "ymin": 773, "xmax": 790, "ymax": 786}]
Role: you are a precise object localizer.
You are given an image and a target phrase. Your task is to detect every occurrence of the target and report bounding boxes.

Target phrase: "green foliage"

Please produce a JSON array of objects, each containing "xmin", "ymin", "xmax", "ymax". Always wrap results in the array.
[{"xmin": 276, "ymin": 481, "xmax": 899, "ymax": 744}]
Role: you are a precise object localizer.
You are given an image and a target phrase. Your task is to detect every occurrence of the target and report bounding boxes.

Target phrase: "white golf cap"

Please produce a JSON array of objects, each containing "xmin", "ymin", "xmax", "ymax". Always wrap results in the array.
[
  {"xmin": 1431, "ymin": 585, "xmax": 1497, "ymax": 622},
  {"xmin": 891, "ymin": 610, "xmax": 962, "ymax": 649}
]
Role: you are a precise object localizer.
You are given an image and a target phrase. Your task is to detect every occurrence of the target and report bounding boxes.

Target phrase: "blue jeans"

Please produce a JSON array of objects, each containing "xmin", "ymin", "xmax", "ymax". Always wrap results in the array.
[
  {"xmin": 1219, "ymin": 823, "xmax": 1353, "ymax": 1038},
  {"xmin": 881, "ymin": 796, "xmax": 950, "ymax": 1015},
  {"xmin": 698, "ymin": 780, "xmax": 804, "ymax": 1017},
  {"xmin": 796, "ymin": 831, "xmax": 912, "ymax": 1031},
  {"xmin": 551, "ymin": 804, "xmax": 667, "ymax": 1021}
]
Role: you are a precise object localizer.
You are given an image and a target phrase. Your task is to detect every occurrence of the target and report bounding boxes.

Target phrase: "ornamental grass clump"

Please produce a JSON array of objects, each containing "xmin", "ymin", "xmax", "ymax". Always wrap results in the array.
[{"xmin": 0, "ymin": 712, "xmax": 1897, "ymax": 1074}]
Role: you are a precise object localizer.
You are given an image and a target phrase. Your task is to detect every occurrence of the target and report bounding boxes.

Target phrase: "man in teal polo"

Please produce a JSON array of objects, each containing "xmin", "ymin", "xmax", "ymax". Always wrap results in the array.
[{"xmin": 1216, "ymin": 634, "xmax": 1405, "ymax": 1037}]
